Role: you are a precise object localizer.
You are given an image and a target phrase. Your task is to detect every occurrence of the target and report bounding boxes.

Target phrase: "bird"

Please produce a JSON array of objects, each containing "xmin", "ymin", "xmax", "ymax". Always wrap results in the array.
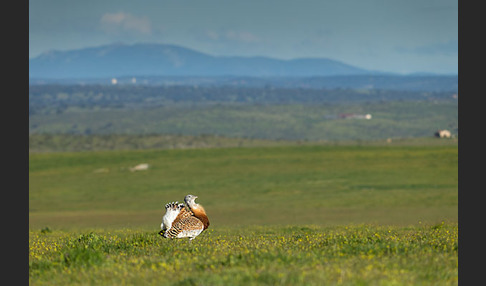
[{"xmin": 158, "ymin": 194, "xmax": 210, "ymax": 240}]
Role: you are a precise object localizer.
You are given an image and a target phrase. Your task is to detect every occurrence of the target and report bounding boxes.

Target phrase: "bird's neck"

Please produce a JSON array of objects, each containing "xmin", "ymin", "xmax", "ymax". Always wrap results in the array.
[{"xmin": 189, "ymin": 204, "xmax": 210, "ymax": 230}]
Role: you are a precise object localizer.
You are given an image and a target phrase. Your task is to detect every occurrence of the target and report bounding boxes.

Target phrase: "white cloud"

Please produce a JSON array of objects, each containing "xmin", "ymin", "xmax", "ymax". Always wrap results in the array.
[
  {"xmin": 100, "ymin": 12, "xmax": 152, "ymax": 35},
  {"xmin": 202, "ymin": 29, "xmax": 260, "ymax": 43}
]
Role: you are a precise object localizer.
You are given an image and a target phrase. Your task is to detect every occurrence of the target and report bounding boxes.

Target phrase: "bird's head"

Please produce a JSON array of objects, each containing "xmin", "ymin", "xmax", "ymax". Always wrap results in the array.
[{"xmin": 184, "ymin": 194, "xmax": 198, "ymax": 207}]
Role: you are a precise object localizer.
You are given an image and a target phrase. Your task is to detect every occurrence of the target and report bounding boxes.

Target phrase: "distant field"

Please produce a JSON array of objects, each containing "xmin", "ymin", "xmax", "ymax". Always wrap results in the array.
[
  {"xmin": 29, "ymin": 101, "xmax": 458, "ymax": 141},
  {"xmin": 29, "ymin": 133, "xmax": 458, "ymax": 152},
  {"xmin": 29, "ymin": 143, "xmax": 457, "ymax": 229}
]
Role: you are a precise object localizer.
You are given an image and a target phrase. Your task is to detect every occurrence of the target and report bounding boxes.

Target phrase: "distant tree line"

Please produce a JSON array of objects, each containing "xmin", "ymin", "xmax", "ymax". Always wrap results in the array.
[{"xmin": 29, "ymin": 84, "xmax": 456, "ymax": 116}]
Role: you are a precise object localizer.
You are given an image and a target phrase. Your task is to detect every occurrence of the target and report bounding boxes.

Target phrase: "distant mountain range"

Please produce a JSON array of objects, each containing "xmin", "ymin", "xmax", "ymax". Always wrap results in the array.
[{"xmin": 29, "ymin": 43, "xmax": 377, "ymax": 79}]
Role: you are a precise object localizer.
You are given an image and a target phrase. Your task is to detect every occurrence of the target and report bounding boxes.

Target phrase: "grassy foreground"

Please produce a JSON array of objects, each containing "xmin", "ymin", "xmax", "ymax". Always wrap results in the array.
[
  {"xmin": 29, "ymin": 223, "xmax": 457, "ymax": 285},
  {"xmin": 29, "ymin": 142, "xmax": 457, "ymax": 284}
]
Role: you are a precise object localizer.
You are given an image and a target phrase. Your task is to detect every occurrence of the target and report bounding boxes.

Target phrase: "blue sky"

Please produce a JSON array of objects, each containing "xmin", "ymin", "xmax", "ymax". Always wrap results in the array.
[{"xmin": 29, "ymin": 0, "xmax": 458, "ymax": 75}]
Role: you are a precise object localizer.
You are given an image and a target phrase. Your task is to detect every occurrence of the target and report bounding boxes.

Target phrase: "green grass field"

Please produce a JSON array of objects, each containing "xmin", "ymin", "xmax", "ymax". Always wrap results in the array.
[
  {"xmin": 30, "ymin": 223, "xmax": 457, "ymax": 285},
  {"xmin": 29, "ymin": 142, "xmax": 458, "ymax": 285}
]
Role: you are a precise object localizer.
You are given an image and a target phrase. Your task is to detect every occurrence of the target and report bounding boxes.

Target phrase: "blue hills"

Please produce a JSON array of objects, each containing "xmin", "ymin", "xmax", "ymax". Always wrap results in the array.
[{"xmin": 29, "ymin": 42, "xmax": 373, "ymax": 79}]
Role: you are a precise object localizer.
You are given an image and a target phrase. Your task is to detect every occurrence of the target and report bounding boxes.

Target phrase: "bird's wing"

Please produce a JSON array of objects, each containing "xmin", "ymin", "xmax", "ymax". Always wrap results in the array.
[
  {"xmin": 173, "ymin": 206, "xmax": 194, "ymax": 223},
  {"xmin": 164, "ymin": 215, "xmax": 204, "ymax": 239}
]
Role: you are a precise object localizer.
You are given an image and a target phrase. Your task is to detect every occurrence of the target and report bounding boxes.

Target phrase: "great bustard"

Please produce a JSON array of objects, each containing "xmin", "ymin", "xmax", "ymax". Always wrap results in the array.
[{"xmin": 159, "ymin": 195, "xmax": 209, "ymax": 240}]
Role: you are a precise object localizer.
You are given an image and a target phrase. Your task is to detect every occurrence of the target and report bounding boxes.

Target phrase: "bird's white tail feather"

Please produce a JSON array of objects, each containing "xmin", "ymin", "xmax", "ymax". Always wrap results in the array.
[{"xmin": 161, "ymin": 202, "xmax": 184, "ymax": 230}]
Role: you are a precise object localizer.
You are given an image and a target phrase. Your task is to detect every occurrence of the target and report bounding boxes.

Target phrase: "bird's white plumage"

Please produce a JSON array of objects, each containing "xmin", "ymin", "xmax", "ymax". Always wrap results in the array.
[
  {"xmin": 177, "ymin": 229, "xmax": 203, "ymax": 240},
  {"xmin": 161, "ymin": 202, "xmax": 182, "ymax": 231}
]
